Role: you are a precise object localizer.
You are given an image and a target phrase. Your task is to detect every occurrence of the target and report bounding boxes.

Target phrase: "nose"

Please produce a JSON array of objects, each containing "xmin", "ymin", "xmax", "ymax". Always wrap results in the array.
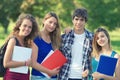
[
  {"xmin": 25, "ymin": 26, "xmax": 31, "ymax": 31},
  {"xmin": 50, "ymin": 23, "xmax": 55, "ymax": 27},
  {"xmin": 25, "ymin": 26, "xmax": 29, "ymax": 30},
  {"xmin": 77, "ymin": 19, "xmax": 82, "ymax": 24},
  {"xmin": 50, "ymin": 23, "xmax": 56, "ymax": 29}
]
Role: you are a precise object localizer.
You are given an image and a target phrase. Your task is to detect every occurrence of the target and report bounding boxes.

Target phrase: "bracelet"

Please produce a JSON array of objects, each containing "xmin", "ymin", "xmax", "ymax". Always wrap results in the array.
[{"xmin": 25, "ymin": 61, "xmax": 27, "ymax": 66}]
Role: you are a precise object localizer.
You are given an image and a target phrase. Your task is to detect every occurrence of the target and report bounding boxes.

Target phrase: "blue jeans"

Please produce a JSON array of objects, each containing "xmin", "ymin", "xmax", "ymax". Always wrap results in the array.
[{"xmin": 31, "ymin": 75, "xmax": 57, "ymax": 80}]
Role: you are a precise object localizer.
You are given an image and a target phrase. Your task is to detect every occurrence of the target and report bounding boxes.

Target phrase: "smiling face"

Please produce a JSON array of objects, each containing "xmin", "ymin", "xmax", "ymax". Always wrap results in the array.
[
  {"xmin": 43, "ymin": 16, "xmax": 57, "ymax": 33},
  {"xmin": 72, "ymin": 16, "xmax": 85, "ymax": 33},
  {"xmin": 92, "ymin": 28, "xmax": 111, "ymax": 57},
  {"xmin": 96, "ymin": 31, "xmax": 109, "ymax": 47},
  {"xmin": 72, "ymin": 8, "xmax": 88, "ymax": 34},
  {"xmin": 19, "ymin": 19, "xmax": 32, "ymax": 37}
]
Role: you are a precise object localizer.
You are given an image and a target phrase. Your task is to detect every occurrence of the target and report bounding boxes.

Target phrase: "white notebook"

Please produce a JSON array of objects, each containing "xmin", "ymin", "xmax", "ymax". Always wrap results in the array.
[{"xmin": 10, "ymin": 46, "xmax": 32, "ymax": 74}]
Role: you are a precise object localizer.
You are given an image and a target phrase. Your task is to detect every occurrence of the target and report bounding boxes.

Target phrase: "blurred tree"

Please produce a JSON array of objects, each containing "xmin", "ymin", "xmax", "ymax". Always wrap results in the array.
[
  {"xmin": 20, "ymin": 0, "xmax": 76, "ymax": 31},
  {"xmin": 1, "ymin": 0, "xmax": 120, "ymax": 33},
  {"xmin": 0, "ymin": 0, "xmax": 23, "ymax": 33},
  {"xmin": 80, "ymin": 0, "xmax": 120, "ymax": 31}
]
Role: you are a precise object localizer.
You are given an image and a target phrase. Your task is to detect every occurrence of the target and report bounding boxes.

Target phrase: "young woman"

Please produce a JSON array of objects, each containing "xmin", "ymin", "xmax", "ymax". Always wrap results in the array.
[
  {"xmin": 91, "ymin": 27, "xmax": 120, "ymax": 80},
  {"xmin": 31, "ymin": 12, "xmax": 61, "ymax": 80},
  {"xmin": 3, "ymin": 13, "xmax": 39, "ymax": 80}
]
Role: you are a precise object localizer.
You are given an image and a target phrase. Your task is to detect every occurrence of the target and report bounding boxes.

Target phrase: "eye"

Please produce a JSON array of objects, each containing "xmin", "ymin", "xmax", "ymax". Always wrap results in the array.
[
  {"xmin": 28, "ymin": 26, "xmax": 32, "ymax": 29},
  {"xmin": 101, "ymin": 35, "xmax": 105, "ymax": 38},
  {"xmin": 54, "ymin": 22, "xmax": 57, "ymax": 26},
  {"xmin": 23, "ymin": 24, "xmax": 27, "ymax": 27},
  {"xmin": 96, "ymin": 37, "xmax": 99, "ymax": 40},
  {"xmin": 48, "ymin": 20, "xmax": 54, "ymax": 24},
  {"xmin": 80, "ymin": 18, "xmax": 84, "ymax": 21},
  {"xmin": 75, "ymin": 18, "xmax": 79, "ymax": 21}
]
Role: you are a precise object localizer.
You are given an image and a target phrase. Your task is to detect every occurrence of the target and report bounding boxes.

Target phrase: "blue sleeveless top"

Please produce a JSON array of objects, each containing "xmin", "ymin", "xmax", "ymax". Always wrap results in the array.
[
  {"xmin": 90, "ymin": 51, "xmax": 116, "ymax": 80},
  {"xmin": 31, "ymin": 36, "xmax": 57, "ymax": 78}
]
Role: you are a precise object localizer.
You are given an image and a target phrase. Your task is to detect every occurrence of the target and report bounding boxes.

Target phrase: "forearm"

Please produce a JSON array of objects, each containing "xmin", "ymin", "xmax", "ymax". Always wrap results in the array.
[
  {"xmin": 103, "ymin": 75, "xmax": 118, "ymax": 80},
  {"xmin": 92, "ymin": 72, "xmax": 117, "ymax": 80},
  {"xmin": 4, "ymin": 60, "xmax": 25, "ymax": 68},
  {"xmin": 31, "ymin": 62, "xmax": 50, "ymax": 74},
  {"xmin": 100, "ymin": 74, "xmax": 117, "ymax": 80}
]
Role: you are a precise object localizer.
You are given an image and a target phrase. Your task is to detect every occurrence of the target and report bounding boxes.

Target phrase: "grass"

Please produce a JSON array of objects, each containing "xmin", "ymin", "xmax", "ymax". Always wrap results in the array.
[{"xmin": 109, "ymin": 28, "xmax": 120, "ymax": 54}]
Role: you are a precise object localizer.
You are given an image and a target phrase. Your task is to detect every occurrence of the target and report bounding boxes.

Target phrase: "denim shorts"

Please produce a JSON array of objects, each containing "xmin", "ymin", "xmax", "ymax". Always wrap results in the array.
[{"xmin": 31, "ymin": 75, "xmax": 57, "ymax": 80}]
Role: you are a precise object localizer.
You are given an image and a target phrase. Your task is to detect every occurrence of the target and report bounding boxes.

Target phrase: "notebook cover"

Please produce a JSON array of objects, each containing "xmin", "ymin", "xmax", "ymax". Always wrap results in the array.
[
  {"xmin": 10, "ymin": 46, "xmax": 32, "ymax": 74},
  {"xmin": 97, "ymin": 55, "xmax": 118, "ymax": 76},
  {"xmin": 41, "ymin": 50, "xmax": 67, "ymax": 78}
]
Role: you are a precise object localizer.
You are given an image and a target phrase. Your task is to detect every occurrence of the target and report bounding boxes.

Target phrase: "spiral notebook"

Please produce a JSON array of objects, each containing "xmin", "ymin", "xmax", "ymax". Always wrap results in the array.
[{"xmin": 97, "ymin": 55, "xmax": 118, "ymax": 76}]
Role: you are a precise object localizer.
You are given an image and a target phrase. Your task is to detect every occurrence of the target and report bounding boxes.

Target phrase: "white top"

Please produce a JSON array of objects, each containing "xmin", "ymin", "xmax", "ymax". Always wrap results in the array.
[{"xmin": 69, "ymin": 32, "xmax": 85, "ymax": 78}]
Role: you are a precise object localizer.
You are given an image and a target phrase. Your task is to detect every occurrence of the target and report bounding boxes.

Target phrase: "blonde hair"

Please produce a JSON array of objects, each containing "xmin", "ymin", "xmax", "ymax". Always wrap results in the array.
[
  {"xmin": 42, "ymin": 12, "xmax": 61, "ymax": 50},
  {"xmin": 92, "ymin": 27, "xmax": 111, "ymax": 57}
]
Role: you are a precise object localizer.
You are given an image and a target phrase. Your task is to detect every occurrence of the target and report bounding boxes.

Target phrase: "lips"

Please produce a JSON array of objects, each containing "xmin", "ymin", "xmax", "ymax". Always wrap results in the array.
[{"xmin": 98, "ymin": 40, "xmax": 105, "ymax": 46}]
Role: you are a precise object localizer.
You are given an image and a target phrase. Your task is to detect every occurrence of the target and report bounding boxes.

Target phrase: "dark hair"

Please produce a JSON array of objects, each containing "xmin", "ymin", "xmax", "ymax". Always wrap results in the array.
[{"xmin": 72, "ymin": 8, "xmax": 88, "ymax": 22}]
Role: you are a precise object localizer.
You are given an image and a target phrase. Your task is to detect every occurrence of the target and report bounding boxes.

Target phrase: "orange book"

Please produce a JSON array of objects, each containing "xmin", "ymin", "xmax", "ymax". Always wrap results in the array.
[{"xmin": 41, "ymin": 50, "xmax": 67, "ymax": 78}]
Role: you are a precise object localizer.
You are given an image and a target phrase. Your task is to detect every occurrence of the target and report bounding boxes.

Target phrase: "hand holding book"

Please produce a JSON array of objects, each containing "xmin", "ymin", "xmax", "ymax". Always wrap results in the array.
[
  {"xmin": 41, "ymin": 50, "xmax": 67, "ymax": 78},
  {"xmin": 10, "ymin": 46, "xmax": 32, "ymax": 74},
  {"xmin": 47, "ymin": 66, "xmax": 60, "ymax": 77},
  {"xmin": 97, "ymin": 55, "xmax": 118, "ymax": 76}
]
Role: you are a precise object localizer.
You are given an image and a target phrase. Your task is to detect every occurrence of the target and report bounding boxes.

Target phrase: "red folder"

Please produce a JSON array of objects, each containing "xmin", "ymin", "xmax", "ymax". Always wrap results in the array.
[{"xmin": 41, "ymin": 50, "xmax": 67, "ymax": 78}]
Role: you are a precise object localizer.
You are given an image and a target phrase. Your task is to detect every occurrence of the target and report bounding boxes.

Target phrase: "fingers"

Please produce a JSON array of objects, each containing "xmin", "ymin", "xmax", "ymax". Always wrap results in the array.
[
  {"xmin": 64, "ymin": 27, "xmax": 71, "ymax": 34},
  {"xmin": 93, "ymin": 78, "xmax": 97, "ymax": 80},
  {"xmin": 55, "ymin": 66, "xmax": 60, "ymax": 70},
  {"xmin": 26, "ymin": 59, "xmax": 31, "ymax": 66},
  {"xmin": 82, "ymin": 69, "xmax": 89, "ymax": 77}
]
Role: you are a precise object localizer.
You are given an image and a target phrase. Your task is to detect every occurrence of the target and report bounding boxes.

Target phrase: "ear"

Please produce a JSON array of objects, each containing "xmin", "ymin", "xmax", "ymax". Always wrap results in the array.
[{"xmin": 72, "ymin": 19, "xmax": 74, "ymax": 24}]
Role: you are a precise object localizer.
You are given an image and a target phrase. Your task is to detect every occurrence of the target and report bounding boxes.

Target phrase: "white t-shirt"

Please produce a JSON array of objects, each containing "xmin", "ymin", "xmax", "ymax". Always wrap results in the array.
[{"xmin": 69, "ymin": 32, "xmax": 85, "ymax": 79}]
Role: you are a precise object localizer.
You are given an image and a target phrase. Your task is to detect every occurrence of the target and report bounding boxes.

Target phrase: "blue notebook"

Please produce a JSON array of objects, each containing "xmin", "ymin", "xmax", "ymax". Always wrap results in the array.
[{"xmin": 96, "ymin": 55, "xmax": 118, "ymax": 76}]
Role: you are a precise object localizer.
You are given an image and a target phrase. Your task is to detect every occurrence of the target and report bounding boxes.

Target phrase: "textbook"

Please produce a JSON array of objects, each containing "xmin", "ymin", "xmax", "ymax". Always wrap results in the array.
[
  {"xmin": 41, "ymin": 50, "xmax": 67, "ymax": 78},
  {"xmin": 96, "ymin": 55, "xmax": 118, "ymax": 76},
  {"xmin": 10, "ymin": 46, "xmax": 32, "ymax": 74}
]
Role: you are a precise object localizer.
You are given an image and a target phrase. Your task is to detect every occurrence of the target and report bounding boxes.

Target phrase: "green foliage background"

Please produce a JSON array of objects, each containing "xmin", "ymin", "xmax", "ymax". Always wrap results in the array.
[{"xmin": 0, "ymin": 0, "xmax": 120, "ymax": 33}]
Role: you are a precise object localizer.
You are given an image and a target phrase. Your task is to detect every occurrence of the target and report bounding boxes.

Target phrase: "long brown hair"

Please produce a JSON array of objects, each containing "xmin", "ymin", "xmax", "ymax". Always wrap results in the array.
[
  {"xmin": 42, "ymin": 12, "xmax": 61, "ymax": 50},
  {"xmin": 92, "ymin": 27, "xmax": 111, "ymax": 57},
  {"xmin": 6, "ymin": 13, "xmax": 39, "ymax": 47}
]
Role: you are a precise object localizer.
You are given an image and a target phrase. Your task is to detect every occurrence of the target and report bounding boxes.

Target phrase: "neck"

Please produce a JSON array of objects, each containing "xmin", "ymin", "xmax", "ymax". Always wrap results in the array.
[
  {"xmin": 17, "ymin": 35, "xmax": 25, "ymax": 46},
  {"xmin": 101, "ymin": 47, "xmax": 112, "ymax": 55},
  {"xmin": 74, "ymin": 29, "xmax": 84, "ymax": 34},
  {"xmin": 41, "ymin": 29, "xmax": 49, "ymax": 36},
  {"xmin": 40, "ymin": 30, "xmax": 51, "ymax": 43}
]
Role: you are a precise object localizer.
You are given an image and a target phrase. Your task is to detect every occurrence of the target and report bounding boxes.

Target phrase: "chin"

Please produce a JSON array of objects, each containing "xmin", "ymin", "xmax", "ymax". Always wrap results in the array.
[
  {"xmin": 100, "ymin": 45, "xmax": 105, "ymax": 47},
  {"xmin": 24, "ymin": 34, "xmax": 30, "ymax": 36}
]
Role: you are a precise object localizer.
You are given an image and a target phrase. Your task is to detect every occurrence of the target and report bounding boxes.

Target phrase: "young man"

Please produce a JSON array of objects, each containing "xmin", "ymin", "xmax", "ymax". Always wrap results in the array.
[{"xmin": 58, "ymin": 8, "xmax": 93, "ymax": 80}]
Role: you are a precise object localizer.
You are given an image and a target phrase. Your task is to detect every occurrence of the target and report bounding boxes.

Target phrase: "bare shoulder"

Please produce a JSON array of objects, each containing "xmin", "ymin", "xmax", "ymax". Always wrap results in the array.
[
  {"xmin": 114, "ymin": 53, "xmax": 120, "ymax": 58},
  {"xmin": 115, "ymin": 53, "xmax": 120, "ymax": 58},
  {"xmin": 7, "ymin": 37, "xmax": 16, "ymax": 46}
]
